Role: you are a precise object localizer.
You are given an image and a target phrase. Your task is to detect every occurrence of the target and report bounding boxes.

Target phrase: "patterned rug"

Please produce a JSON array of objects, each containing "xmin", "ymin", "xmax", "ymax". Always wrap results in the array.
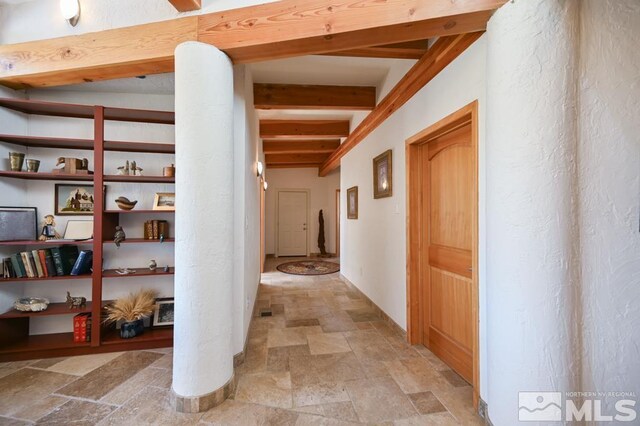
[{"xmin": 276, "ymin": 260, "xmax": 340, "ymax": 276}]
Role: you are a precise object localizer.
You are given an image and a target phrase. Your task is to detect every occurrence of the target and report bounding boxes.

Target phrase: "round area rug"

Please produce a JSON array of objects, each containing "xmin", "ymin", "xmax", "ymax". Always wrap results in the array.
[{"xmin": 277, "ymin": 260, "xmax": 340, "ymax": 276}]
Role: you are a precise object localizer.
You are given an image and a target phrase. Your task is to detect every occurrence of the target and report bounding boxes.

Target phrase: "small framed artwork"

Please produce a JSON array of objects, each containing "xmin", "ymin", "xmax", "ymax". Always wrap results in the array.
[
  {"xmin": 347, "ymin": 186, "xmax": 358, "ymax": 219},
  {"xmin": 55, "ymin": 184, "xmax": 96, "ymax": 216},
  {"xmin": 153, "ymin": 192, "xmax": 175, "ymax": 211},
  {"xmin": 373, "ymin": 149, "xmax": 392, "ymax": 199},
  {"xmin": 0, "ymin": 207, "xmax": 38, "ymax": 241},
  {"xmin": 152, "ymin": 297, "xmax": 175, "ymax": 327},
  {"xmin": 63, "ymin": 220, "xmax": 94, "ymax": 240}
]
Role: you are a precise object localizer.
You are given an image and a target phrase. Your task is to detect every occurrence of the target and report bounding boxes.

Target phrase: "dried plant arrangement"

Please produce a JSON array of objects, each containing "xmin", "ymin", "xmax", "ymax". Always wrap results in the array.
[{"xmin": 103, "ymin": 289, "xmax": 158, "ymax": 324}]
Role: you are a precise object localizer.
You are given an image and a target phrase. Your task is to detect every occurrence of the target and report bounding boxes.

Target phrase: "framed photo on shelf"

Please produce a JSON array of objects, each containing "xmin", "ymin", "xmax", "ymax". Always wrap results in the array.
[
  {"xmin": 153, "ymin": 192, "xmax": 175, "ymax": 211},
  {"xmin": 347, "ymin": 186, "xmax": 358, "ymax": 219},
  {"xmin": 373, "ymin": 149, "xmax": 392, "ymax": 199},
  {"xmin": 0, "ymin": 207, "xmax": 38, "ymax": 241},
  {"xmin": 63, "ymin": 220, "xmax": 94, "ymax": 240},
  {"xmin": 55, "ymin": 184, "xmax": 96, "ymax": 216},
  {"xmin": 152, "ymin": 298, "xmax": 175, "ymax": 327}
]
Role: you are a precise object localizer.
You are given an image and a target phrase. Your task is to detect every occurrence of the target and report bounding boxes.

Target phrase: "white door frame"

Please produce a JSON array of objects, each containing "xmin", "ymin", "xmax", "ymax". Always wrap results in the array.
[{"xmin": 275, "ymin": 188, "xmax": 311, "ymax": 258}]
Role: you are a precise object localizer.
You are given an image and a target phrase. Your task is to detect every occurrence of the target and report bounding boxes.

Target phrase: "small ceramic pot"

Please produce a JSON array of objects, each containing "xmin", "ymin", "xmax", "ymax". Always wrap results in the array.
[
  {"xmin": 26, "ymin": 159, "xmax": 40, "ymax": 173},
  {"xmin": 163, "ymin": 164, "xmax": 175, "ymax": 177},
  {"xmin": 149, "ymin": 259, "xmax": 157, "ymax": 271},
  {"xmin": 120, "ymin": 318, "xmax": 145, "ymax": 339},
  {"xmin": 9, "ymin": 152, "xmax": 25, "ymax": 171}
]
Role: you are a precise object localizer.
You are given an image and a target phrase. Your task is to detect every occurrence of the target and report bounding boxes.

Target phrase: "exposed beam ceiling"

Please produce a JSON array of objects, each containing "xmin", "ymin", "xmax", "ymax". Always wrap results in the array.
[
  {"xmin": 254, "ymin": 84, "xmax": 376, "ymax": 110},
  {"xmin": 319, "ymin": 31, "xmax": 483, "ymax": 176},
  {"xmin": 260, "ymin": 120, "xmax": 350, "ymax": 139},
  {"xmin": 266, "ymin": 153, "xmax": 330, "ymax": 165},
  {"xmin": 263, "ymin": 140, "xmax": 340, "ymax": 154},
  {"xmin": 168, "ymin": 0, "xmax": 201, "ymax": 12},
  {"xmin": 0, "ymin": 0, "xmax": 507, "ymax": 88},
  {"xmin": 322, "ymin": 40, "xmax": 430, "ymax": 60}
]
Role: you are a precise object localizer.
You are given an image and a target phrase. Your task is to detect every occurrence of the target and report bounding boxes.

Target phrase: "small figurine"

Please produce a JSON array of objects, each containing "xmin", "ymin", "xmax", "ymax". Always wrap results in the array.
[
  {"xmin": 115, "ymin": 196, "xmax": 138, "ymax": 211},
  {"xmin": 117, "ymin": 160, "xmax": 130, "ymax": 176},
  {"xmin": 149, "ymin": 260, "xmax": 157, "ymax": 271},
  {"xmin": 130, "ymin": 160, "xmax": 143, "ymax": 176},
  {"xmin": 163, "ymin": 265, "xmax": 170, "ymax": 273},
  {"xmin": 114, "ymin": 226, "xmax": 126, "ymax": 247},
  {"xmin": 159, "ymin": 233, "xmax": 165, "ymax": 243},
  {"xmin": 115, "ymin": 267, "xmax": 136, "ymax": 275},
  {"xmin": 39, "ymin": 215, "xmax": 61, "ymax": 241},
  {"xmin": 54, "ymin": 157, "xmax": 90, "ymax": 174},
  {"xmin": 66, "ymin": 291, "xmax": 87, "ymax": 309}
]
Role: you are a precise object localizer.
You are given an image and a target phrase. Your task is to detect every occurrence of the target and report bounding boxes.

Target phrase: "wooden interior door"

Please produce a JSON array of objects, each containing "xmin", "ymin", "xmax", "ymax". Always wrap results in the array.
[
  {"xmin": 277, "ymin": 191, "xmax": 308, "ymax": 256},
  {"xmin": 335, "ymin": 189, "xmax": 340, "ymax": 257},
  {"xmin": 420, "ymin": 122, "xmax": 474, "ymax": 383}
]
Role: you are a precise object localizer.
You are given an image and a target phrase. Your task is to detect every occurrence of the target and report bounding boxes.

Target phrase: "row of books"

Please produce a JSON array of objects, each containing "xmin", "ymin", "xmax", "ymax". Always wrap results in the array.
[
  {"xmin": 73, "ymin": 313, "xmax": 92, "ymax": 343},
  {"xmin": 1, "ymin": 246, "xmax": 93, "ymax": 279},
  {"xmin": 144, "ymin": 220, "xmax": 170, "ymax": 240}
]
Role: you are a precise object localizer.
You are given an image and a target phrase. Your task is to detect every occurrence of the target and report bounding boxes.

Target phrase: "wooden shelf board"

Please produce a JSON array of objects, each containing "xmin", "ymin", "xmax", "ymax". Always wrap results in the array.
[
  {"xmin": 0, "ymin": 302, "xmax": 92, "ymax": 319},
  {"xmin": 0, "ymin": 98, "xmax": 174, "ymax": 124},
  {"xmin": 0, "ymin": 239, "xmax": 94, "ymax": 247},
  {"xmin": 0, "ymin": 134, "xmax": 175, "ymax": 154},
  {"xmin": 103, "ymin": 267, "xmax": 174, "ymax": 278},
  {"xmin": 103, "ymin": 238, "xmax": 175, "ymax": 244},
  {"xmin": 0, "ymin": 332, "xmax": 90, "ymax": 355},
  {"xmin": 0, "ymin": 170, "xmax": 94, "ymax": 181},
  {"xmin": 101, "ymin": 326, "xmax": 173, "ymax": 345},
  {"xmin": 104, "ymin": 209, "xmax": 175, "ymax": 214},
  {"xmin": 103, "ymin": 175, "xmax": 175, "ymax": 183},
  {"xmin": 0, "ymin": 273, "xmax": 92, "ymax": 284}
]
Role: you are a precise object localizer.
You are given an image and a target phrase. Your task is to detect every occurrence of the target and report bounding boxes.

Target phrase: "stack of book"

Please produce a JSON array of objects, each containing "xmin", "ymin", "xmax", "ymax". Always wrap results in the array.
[
  {"xmin": 143, "ymin": 220, "xmax": 169, "ymax": 240},
  {"xmin": 1, "ymin": 246, "xmax": 93, "ymax": 279},
  {"xmin": 73, "ymin": 313, "xmax": 91, "ymax": 343}
]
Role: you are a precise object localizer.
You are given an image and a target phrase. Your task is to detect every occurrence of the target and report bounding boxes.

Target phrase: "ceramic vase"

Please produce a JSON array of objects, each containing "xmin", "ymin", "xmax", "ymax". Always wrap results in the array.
[
  {"xmin": 149, "ymin": 259, "xmax": 157, "ymax": 271},
  {"xmin": 9, "ymin": 152, "xmax": 25, "ymax": 171},
  {"xmin": 120, "ymin": 318, "xmax": 145, "ymax": 339}
]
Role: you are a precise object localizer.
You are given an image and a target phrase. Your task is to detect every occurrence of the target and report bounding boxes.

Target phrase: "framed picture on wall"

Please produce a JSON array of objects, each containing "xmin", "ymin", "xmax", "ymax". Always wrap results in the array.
[
  {"xmin": 153, "ymin": 193, "xmax": 175, "ymax": 211},
  {"xmin": 347, "ymin": 186, "xmax": 358, "ymax": 219},
  {"xmin": 373, "ymin": 149, "xmax": 392, "ymax": 199},
  {"xmin": 55, "ymin": 184, "xmax": 96, "ymax": 216}
]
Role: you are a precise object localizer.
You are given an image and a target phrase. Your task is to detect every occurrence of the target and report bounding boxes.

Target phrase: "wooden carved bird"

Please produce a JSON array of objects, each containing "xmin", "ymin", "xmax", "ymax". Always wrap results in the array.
[{"xmin": 114, "ymin": 226, "xmax": 126, "ymax": 247}]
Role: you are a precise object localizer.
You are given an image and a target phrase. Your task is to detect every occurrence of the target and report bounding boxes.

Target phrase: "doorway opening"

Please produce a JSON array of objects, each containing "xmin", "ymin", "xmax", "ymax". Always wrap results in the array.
[
  {"xmin": 275, "ymin": 189, "xmax": 310, "ymax": 257},
  {"xmin": 406, "ymin": 101, "xmax": 479, "ymax": 406}
]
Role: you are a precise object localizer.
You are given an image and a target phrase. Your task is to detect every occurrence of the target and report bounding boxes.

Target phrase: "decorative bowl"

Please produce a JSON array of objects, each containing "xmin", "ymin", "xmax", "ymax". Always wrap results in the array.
[
  {"xmin": 115, "ymin": 196, "xmax": 138, "ymax": 211},
  {"xmin": 14, "ymin": 297, "xmax": 50, "ymax": 312}
]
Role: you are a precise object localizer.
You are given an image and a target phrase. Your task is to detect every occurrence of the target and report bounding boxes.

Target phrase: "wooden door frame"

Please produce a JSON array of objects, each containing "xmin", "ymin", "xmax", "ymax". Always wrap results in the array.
[
  {"xmin": 335, "ymin": 189, "xmax": 341, "ymax": 257},
  {"xmin": 274, "ymin": 188, "xmax": 311, "ymax": 258},
  {"xmin": 405, "ymin": 100, "xmax": 479, "ymax": 406},
  {"xmin": 260, "ymin": 177, "xmax": 266, "ymax": 272}
]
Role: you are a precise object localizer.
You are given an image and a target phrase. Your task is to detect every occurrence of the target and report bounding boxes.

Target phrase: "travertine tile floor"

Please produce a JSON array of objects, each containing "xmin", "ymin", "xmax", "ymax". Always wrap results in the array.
[{"xmin": 0, "ymin": 257, "xmax": 481, "ymax": 425}]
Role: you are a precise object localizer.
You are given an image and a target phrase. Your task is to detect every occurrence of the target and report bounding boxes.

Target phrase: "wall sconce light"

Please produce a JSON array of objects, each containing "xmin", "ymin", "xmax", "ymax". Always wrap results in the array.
[
  {"xmin": 256, "ymin": 161, "xmax": 264, "ymax": 177},
  {"xmin": 263, "ymin": 181, "xmax": 268, "ymax": 191},
  {"xmin": 60, "ymin": 0, "xmax": 81, "ymax": 27}
]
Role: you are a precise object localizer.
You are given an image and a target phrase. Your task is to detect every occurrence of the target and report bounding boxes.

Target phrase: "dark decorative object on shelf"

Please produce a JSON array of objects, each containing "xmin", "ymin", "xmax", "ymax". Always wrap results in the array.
[
  {"xmin": 0, "ymin": 207, "xmax": 38, "ymax": 242},
  {"xmin": 318, "ymin": 209, "xmax": 328, "ymax": 257},
  {"xmin": 114, "ymin": 226, "xmax": 126, "ymax": 247},
  {"xmin": 66, "ymin": 291, "xmax": 87, "ymax": 309},
  {"xmin": 39, "ymin": 214, "xmax": 61, "ymax": 241},
  {"xmin": 120, "ymin": 318, "xmax": 145, "ymax": 339},
  {"xmin": 115, "ymin": 196, "xmax": 137, "ymax": 211}
]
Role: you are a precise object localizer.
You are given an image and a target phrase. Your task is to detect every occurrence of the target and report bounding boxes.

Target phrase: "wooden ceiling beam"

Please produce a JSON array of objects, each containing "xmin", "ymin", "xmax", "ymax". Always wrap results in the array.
[
  {"xmin": 267, "ymin": 163, "xmax": 323, "ymax": 169},
  {"xmin": 254, "ymin": 84, "xmax": 376, "ymax": 110},
  {"xmin": 319, "ymin": 31, "xmax": 483, "ymax": 177},
  {"xmin": 266, "ymin": 153, "xmax": 330, "ymax": 165},
  {"xmin": 260, "ymin": 120, "xmax": 349, "ymax": 139},
  {"xmin": 0, "ymin": 0, "xmax": 506, "ymax": 88},
  {"xmin": 321, "ymin": 40, "xmax": 430, "ymax": 60},
  {"xmin": 263, "ymin": 139, "xmax": 340, "ymax": 154},
  {"xmin": 168, "ymin": 0, "xmax": 201, "ymax": 12}
]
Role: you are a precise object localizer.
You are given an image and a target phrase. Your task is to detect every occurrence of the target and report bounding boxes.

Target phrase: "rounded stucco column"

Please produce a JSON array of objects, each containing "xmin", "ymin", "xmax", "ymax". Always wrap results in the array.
[
  {"xmin": 172, "ymin": 41, "xmax": 234, "ymax": 413},
  {"xmin": 486, "ymin": 1, "xmax": 580, "ymax": 424}
]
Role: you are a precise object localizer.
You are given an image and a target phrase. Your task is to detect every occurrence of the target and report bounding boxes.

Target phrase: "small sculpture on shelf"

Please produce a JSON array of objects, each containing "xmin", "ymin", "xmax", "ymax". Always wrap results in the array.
[
  {"xmin": 66, "ymin": 291, "xmax": 87, "ymax": 309},
  {"xmin": 163, "ymin": 265, "xmax": 170, "ymax": 273},
  {"xmin": 149, "ymin": 260, "xmax": 157, "ymax": 271},
  {"xmin": 115, "ymin": 267, "xmax": 136, "ymax": 275},
  {"xmin": 14, "ymin": 297, "xmax": 49, "ymax": 312},
  {"xmin": 115, "ymin": 196, "xmax": 138, "ymax": 211},
  {"xmin": 116, "ymin": 160, "xmax": 144, "ymax": 176},
  {"xmin": 54, "ymin": 157, "xmax": 91, "ymax": 175},
  {"xmin": 38, "ymin": 214, "xmax": 61, "ymax": 241},
  {"xmin": 114, "ymin": 225, "xmax": 126, "ymax": 247}
]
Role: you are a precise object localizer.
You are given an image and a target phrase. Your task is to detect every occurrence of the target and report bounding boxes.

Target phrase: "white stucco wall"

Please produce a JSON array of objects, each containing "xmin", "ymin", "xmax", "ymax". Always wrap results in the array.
[
  {"xmin": 0, "ymin": 0, "xmax": 277, "ymax": 44},
  {"xmin": 265, "ymin": 167, "xmax": 340, "ymax": 256},
  {"xmin": 340, "ymin": 35, "xmax": 488, "ymax": 394},
  {"xmin": 578, "ymin": 0, "xmax": 640, "ymax": 412}
]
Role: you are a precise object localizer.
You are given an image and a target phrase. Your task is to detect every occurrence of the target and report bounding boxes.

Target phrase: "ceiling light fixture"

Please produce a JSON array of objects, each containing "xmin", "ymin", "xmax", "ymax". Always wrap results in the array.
[
  {"xmin": 60, "ymin": 0, "xmax": 81, "ymax": 27},
  {"xmin": 256, "ymin": 161, "xmax": 264, "ymax": 177}
]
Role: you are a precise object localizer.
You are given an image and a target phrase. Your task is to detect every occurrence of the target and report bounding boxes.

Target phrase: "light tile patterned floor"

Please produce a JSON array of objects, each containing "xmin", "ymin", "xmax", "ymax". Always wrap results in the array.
[{"xmin": 0, "ymin": 257, "xmax": 481, "ymax": 425}]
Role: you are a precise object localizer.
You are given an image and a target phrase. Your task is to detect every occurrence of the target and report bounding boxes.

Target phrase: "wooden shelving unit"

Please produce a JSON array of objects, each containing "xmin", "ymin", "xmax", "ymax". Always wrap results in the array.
[{"xmin": 0, "ymin": 97, "xmax": 175, "ymax": 361}]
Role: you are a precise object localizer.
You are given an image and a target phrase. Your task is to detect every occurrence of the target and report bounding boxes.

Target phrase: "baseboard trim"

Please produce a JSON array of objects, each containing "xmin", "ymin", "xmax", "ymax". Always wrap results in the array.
[
  {"xmin": 339, "ymin": 273, "xmax": 407, "ymax": 339},
  {"xmin": 171, "ymin": 372, "xmax": 236, "ymax": 413}
]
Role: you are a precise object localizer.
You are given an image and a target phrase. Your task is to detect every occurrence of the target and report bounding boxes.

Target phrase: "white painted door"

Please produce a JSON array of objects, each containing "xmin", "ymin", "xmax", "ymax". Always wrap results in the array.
[{"xmin": 278, "ymin": 191, "xmax": 308, "ymax": 256}]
